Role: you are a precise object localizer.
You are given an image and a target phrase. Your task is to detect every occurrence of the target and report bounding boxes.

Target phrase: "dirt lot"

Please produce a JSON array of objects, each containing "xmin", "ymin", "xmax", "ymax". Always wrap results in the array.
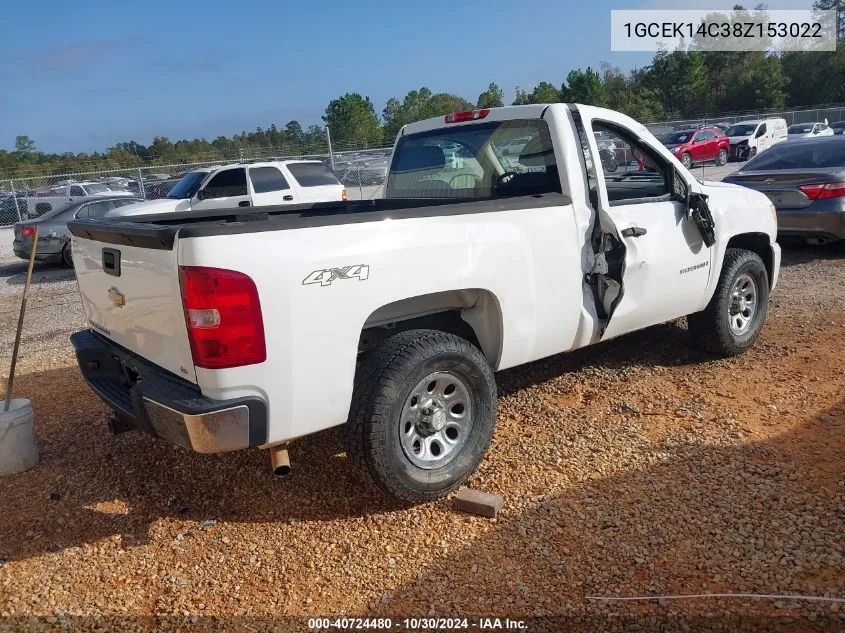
[{"xmin": 0, "ymin": 236, "xmax": 843, "ymax": 632}]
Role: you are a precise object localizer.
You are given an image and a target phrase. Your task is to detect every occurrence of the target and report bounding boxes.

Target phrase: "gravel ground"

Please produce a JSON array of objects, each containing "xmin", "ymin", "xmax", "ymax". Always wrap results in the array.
[{"xmin": 0, "ymin": 178, "xmax": 843, "ymax": 632}]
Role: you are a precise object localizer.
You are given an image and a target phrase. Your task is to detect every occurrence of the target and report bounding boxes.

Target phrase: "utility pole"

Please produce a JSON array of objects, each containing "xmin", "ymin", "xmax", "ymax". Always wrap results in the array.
[{"xmin": 326, "ymin": 126, "xmax": 335, "ymax": 170}]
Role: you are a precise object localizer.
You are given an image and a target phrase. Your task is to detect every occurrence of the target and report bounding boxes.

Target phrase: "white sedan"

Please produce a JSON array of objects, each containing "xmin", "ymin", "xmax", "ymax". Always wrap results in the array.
[{"xmin": 787, "ymin": 121, "xmax": 835, "ymax": 140}]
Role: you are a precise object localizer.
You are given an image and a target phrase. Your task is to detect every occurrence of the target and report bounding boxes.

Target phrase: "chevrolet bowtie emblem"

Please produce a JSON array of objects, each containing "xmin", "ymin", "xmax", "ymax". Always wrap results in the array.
[{"xmin": 108, "ymin": 286, "xmax": 125, "ymax": 308}]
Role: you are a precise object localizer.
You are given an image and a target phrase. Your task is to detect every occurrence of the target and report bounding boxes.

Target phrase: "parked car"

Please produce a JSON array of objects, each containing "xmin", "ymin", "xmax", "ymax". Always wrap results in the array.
[
  {"xmin": 67, "ymin": 104, "xmax": 780, "ymax": 503},
  {"xmin": 106, "ymin": 160, "xmax": 346, "ymax": 218},
  {"xmin": 831, "ymin": 121, "xmax": 845, "ymax": 136},
  {"xmin": 20, "ymin": 181, "xmax": 136, "ymax": 219},
  {"xmin": 787, "ymin": 121, "xmax": 835, "ymax": 140},
  {"xmin": 662, "ymin": 126, "xmax": 730, "ymax": 168},
  {"xmin": 12, "ymin": 196, "xmax": 144, "ymax": 266},
  {"xmin": 725, "ymin": 118, "xmax": 788, "ymax": 161},
  {"xmin": 723, "ymin": 136, "xmax": 845, "ymax": 244}
]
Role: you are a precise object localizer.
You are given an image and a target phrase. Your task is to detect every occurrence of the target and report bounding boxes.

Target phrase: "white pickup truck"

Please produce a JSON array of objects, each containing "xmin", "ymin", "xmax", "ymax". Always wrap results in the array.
[
  {"xmin": 106, "ymin": 160, "xmax": 347, "ymax": 218},
  {"xmin": 67, "ymin": 104, "xmax": 780, "ymax": 503}
]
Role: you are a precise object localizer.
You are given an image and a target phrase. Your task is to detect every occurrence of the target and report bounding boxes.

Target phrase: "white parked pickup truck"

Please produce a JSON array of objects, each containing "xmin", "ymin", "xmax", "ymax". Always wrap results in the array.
[
  {"xmin": 68, "ymin": 104, "xmax": 780, "ymax": 503},
  {"xmin": 106, "ymin": 160, "xmax": 346, "ymax": 218}
]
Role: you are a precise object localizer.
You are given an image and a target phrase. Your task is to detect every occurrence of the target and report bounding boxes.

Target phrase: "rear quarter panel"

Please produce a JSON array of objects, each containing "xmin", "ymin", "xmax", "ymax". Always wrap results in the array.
[{"xmin": 179, "ymin": 203, "xmax": 585, "ymax": 445}]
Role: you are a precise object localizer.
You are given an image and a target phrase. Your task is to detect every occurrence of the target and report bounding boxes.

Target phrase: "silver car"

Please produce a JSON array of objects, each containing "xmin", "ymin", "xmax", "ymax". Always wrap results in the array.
[
  {"xmin": 12, "ymin": 196, "xmax": 144, "ymax": 266},
  {"xmin": 723, "ymin": 137, "xmax": 845, "ymax": 244}
]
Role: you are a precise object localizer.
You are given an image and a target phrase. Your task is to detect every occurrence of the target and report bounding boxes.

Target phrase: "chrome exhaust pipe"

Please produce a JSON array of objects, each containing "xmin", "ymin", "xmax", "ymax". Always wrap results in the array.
[{"xmin": 269, "ymin": 444, "xmax": 291, "ymax": 479}]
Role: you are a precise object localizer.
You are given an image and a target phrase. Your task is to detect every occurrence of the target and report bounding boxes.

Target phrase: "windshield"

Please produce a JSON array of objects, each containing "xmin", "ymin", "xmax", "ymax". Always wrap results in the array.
[
  {"xmin": 788, "ymin": 124, "xmax": 813, "ymax": 134},
  {"xmin": 386, "ymin": 119, "xmax": 559, "ymax": 199},
  {"xmin": 166, "ymin": 171, "xmax": 207, "ymax": 199},
  {"xmin": 743, "ymin": 139, "xmax": 845, "ymax": 170},
  {"xmin": 85, "ymin": 183, "xmax": 110, "ymax": 194},
  {"xmin": 725, "ymin": 124, "xmax": 758, "ymax": 137},
  {"xmin": 662, "ymin": 132, "xmax": 693, "ymax": 145}
]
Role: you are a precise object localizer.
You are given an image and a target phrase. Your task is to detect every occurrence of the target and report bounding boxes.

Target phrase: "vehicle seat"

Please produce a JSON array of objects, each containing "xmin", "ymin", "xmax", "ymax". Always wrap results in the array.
[
  {"xmin": 387, "ymin": 146, "xmax": 455, "ymax": 197},
  {"xmin": 496, "ymin": 136, "xmax": 562, "ymax": 196}
]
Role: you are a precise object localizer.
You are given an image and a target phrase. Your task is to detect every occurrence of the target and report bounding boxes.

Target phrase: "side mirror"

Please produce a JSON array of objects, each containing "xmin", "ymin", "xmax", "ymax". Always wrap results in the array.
[{"xmin": 195, "ymin": 189, "xmax": 205, "ymax": 201}]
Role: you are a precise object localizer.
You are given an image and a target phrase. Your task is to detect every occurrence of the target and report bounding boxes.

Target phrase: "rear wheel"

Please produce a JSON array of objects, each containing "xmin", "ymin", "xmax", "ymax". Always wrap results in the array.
[
  {"xmin": 688, "ymin": 248, "xmax": 769, "ymax": 357},
  {"xmin": 681, "ymin": 152, "xmax": 692, "ymax": 169},
  {"xmin": 716, "ymin": 148, "xmax": 728, "ymax": 166},
  {"xmin": 345, "ymin": 329, "xmax": 497, "ymax": 504}
]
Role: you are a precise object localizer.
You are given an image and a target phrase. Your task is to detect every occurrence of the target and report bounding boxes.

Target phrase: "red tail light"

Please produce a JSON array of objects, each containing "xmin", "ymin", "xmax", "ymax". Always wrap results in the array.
[
  {"xmin": 179, "ymin": 266, "xmax": 266, "ymax": 369},
  {"xmin": 445, "ymin": 109, "xmax": 490, "ymax": 124},
  {"xmin": 799, "ymin": 181, "xmax": 845, "ymax": 200},
  {"xmin": 20, "ymin": 226, "xmax": 35, "ymax": 238}
]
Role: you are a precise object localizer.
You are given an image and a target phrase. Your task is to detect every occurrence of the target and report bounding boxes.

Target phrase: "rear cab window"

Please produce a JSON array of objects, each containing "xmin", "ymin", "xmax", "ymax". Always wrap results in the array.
[
  {"xmin": 286, "ymin": 162, "xmax": 342, "ymax": 187},
  {"xmin": 386, "ymin": 119, "xmax": 560, "ymax": 199}
]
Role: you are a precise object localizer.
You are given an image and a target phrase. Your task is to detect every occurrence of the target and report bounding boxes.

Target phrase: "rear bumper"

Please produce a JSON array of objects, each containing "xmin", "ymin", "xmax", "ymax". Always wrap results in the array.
[
  {"xmin": 13, "ymin": 238, "xmax": 64, "ymax": 262},
  {"xmin": 71, "ymin": 330, "xmax": 268, "ymax": 453},
  {"xmin": 776, "ymin": 210, "xmax": 845, "ymax": 241}
]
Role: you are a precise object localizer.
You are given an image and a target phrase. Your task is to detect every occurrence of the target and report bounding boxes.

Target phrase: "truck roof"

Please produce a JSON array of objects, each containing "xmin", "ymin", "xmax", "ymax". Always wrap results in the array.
[{"xmin": 401, "ymin": 104, "xmax": 552, "ymax": 136}]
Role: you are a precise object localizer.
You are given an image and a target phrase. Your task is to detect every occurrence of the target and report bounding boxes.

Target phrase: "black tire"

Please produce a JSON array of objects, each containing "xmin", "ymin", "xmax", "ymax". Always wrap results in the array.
[
  {"xmin": 62, "ymin": 243, "xmax": 73, "ymax": 268},
  {"xmin": 681, "ymin": 152, "xmax": 692, "ymax": 169},
  {"xmin": 688, "ymin": 248, "xmax": 769, "ymax": 357},
  {"xmin": 716, "ymin": 148, "xmax": 728, "ymax": 166},
  {"xmin": 345, "ymin": 329, "xmax": 497, "ymax": 504}
]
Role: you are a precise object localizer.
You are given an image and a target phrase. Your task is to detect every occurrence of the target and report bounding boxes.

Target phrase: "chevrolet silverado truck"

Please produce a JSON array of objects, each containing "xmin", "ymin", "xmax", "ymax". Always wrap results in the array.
[{"xmin": 67, "ymin": 104, "xmax": 781, "ymax": 503}]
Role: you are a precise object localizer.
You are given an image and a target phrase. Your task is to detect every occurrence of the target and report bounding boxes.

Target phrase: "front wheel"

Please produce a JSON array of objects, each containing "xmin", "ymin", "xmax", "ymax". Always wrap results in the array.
[
  {"xmin": 681, "ymin": 152, "xmax": 692, "ymax": 169},
  {"xmin": 345, "ymin": 329, "xmax": 497, "ymax": 504},
  {"xmin": 716, "ymin": 148, "xmax": 728, "ymax": 166},
  {"xmin": 687, "ymin": 248, "xmax": 769, "ymax": 357},
  {"xmin": 62, "ymin": 243, "xmax": 73, "ymax": 268}
]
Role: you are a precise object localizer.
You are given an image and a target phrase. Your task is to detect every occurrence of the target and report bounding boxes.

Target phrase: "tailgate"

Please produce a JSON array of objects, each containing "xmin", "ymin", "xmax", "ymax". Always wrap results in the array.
[{"xmin": 68, "ymin": 220, "xmax": 196, "ymax": 383}]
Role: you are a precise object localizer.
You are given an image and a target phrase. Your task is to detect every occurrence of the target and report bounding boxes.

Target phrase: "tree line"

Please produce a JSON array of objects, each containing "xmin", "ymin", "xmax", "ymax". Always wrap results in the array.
[{"xmin": 3, "ymin": 2, "xmax": 844, "ymax": 179}]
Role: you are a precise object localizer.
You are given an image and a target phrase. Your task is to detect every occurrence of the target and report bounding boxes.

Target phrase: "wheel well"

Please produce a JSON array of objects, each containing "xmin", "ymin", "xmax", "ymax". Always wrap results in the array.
[
  {"xmin": 358, "ymin": 290, "xmax": 503, "ymax": 367},
  {"xmin": 727, "ymin": 233, "xmax": 773, "ymax": 287}
]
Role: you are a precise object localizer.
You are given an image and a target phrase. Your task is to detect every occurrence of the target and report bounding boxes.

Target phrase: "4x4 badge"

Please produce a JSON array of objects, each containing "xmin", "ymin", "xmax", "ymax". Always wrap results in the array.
[{"xmin": 303, "ymin": 265, "xmax": 370, "ymax": 287}]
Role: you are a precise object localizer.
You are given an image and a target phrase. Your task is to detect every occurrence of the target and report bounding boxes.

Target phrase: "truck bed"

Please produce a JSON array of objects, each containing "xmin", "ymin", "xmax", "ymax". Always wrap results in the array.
[{"xmin": 67, "ymin": 194, "xmax": 570, "ymax": 243}]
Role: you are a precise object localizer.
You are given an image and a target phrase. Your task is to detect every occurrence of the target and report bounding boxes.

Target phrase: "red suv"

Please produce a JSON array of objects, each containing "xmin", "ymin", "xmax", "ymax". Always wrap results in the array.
[{"xmin": 661, "ymin": 127, "xmax": 730, "ymax": 169}]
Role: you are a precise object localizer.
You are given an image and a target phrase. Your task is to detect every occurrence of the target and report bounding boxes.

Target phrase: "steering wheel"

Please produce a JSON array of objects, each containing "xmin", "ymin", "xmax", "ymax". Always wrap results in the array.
[
  {"xmin": 495, "ymin": 171, "xmax": 519, "ymax": 188},
  {"xmin": 449, "ymin": 174, "xmax": 477, "ymax": 189}
]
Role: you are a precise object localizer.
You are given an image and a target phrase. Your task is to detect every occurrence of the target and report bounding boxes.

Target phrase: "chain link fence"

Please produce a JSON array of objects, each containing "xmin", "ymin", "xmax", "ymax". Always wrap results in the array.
[
  {"xmin": 643, "ymin": 104, "xmax": 845, "ymax": 137},
  {"xmin": 0, "ymin": 146, "xmax": 393, "ymax": 225},
  {"xmin": 3, "ymin": 103, "xmax": 844, "ymax": 226}
]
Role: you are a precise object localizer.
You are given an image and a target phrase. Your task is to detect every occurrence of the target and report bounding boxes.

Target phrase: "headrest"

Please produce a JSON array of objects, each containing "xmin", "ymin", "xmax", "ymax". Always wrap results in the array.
[
  {"xmin": 392, "ymin": 145, "xmax": 445, "ymax": 172},
  {"xmin": 519, "ymin": 136, "xmax": 554, "ymax": 167}
]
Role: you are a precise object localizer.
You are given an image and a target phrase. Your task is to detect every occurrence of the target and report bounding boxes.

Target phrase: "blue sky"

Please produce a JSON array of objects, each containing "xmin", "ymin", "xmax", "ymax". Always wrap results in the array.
[{"xmin": 0, "ymin": 0, "xmax": 810, "ymax": 153}]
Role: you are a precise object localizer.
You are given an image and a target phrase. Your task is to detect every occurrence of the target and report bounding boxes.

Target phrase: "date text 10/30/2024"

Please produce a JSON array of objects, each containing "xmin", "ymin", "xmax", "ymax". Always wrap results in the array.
[{"xmin": 307, "ymin": 618, "xmax": 528, "ymax": 630}]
